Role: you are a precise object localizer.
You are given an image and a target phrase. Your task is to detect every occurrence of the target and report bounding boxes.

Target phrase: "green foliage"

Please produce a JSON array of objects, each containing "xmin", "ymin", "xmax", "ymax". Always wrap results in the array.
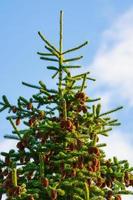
[{"xmin": 0, "ymin": 10, "xmax": 133, "ymax": 200}]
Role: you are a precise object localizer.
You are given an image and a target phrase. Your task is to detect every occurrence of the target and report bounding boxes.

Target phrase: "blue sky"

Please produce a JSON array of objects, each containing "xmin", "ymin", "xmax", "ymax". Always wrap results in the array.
[{"xmin": 0, "ymin": 1, "xmax": 133, "ymax": 199}]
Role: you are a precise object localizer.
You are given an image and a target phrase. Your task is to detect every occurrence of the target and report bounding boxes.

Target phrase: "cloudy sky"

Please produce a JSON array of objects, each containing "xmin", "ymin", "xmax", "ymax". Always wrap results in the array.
[{"xmin": 0, "ymin": 1, "xmax": 133, "ymax": 199}]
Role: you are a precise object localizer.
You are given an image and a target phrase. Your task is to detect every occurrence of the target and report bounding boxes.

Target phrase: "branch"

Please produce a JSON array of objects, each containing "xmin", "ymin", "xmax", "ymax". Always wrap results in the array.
[{"xmin": 62, "ymin": 41, "xmax": 88, "ymax": 55}]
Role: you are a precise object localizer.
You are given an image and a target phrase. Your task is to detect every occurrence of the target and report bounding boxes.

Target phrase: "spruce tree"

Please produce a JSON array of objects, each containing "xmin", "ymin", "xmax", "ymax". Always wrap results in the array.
[{"xmin": 0, "ymin": 11, "xmax": 133, "ymax": 200}]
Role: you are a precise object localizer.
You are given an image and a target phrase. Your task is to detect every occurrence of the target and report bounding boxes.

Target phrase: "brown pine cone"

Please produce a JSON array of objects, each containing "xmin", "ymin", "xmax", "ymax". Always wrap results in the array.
[
  {"xmin": 5, "ymin": 157, "xmax": 11, "ymax": 165},
  {"xmin": 78, "ymin": 161, "xmax": 84, "ymax": 169},
  {"xmin": 72, "ymin": 162, "xmax": 78, "ymax": 169},
  {"xmin": 106, "ymin": 160, "xmax": 112, "ymax": 168},
  {"xmin": 68, "ymin": 143, "xmax": 75, "ymax": 151},
  {"xmin": 41, "ymin": 177, "xmax": 49, "ymax": 187},
  {"xmin": 75, "ymin": 92, "xmax": 88, "ymax": 103},
  {"xmin": 16, "ymin": 141, "xmax": 25, "ymax": 151},
  {"xmin": 29, "ymin": 117, "xmax": 36, "ymax": 127},
  {"xmin": 87, "ymin": 178, "xmax": 91, "ymax": 187},
  {"xmin": 106, "ymin": 179, "xmax": 113, "ymax": 188},
  {"xmin": 106, "ymin": 190, "xmax": 113, "ymax": 200},
  {"xmin": 88, "ymin": 146, "xmax": 100, "ymax": 156},
  {"xmin": 13, "ymin": 186, "xmax": 22, "ymax": 196},
  {"xmin": 51, "ymin": 189, "xmax": 58, "ymax": 200},
  {"xmin": 22, "ymin": 138, "xmax": 29, "ymax": 147},
  {"xmin": 101, "ymin": 182, "xmax": 106, "ymax": 188},
  {"xmin": 48, "ymin": 95, "xmax": 55, "ymax": 100},
  {"xmin": 124, "ymin": 172, "xmax": 130, "ymax": 186},
  {"xmin": 76, "ymin": 139, "xmax": 83, "ymax": 149},
  {"xmin": 16, "ymin": 118, "xmax": 21, "ymax": 126},
  {"xmin": 115, "ymin": 195, "xmax": 122, "ymax": 200},
  {"xmin": 60, "ymin": 119, "xmax": 75, "ymax": 131},
  {"xmin": 92, "ymin": 157, "xmax": 100, "ymax": 172},
  {"xmin": 71, "ymin": 169, "xmax": 77, "ymax": 177},
  {"xmin": 87, "ymin": 166, "xmax": 94, "ymax": 172},
  {"xmin": 130, "ymin": 179, "xmax": 133, "ymax": 186},
  {"xmin": 12, "ymin": 106, "xmax": 17, "ymax": 113},
  {"xmin": 96, "ymin": 177, "xmax": 103, "ymax": 187},
  {"xmin": 27, "ymin": 102, "xmax": 33, "ymax": 110},
  {"xmin": 28, "ymin": 195, "xmax": 35, "ymax": 200}
]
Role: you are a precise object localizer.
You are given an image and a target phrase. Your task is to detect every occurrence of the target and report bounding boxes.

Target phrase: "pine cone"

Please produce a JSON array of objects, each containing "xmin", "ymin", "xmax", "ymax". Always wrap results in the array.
[
  {"xmin": 51, "ymin": 189, "xmax": 58, "ymax": 200},
  {"xmin": 16, "ymin": 118, "xmax": 21, "ymax": 126},
  {"xmin": 41, "ymin": 177, "xmax": 49, "ymax": 187},
  {"xmin": 28, "ymin": 195, "xmax": 35, "ymax": 200},
  {"xmin": 115, "ymin": 195, "xmax": 122, "ymax": 200},
  {"xmin": 88, "ymin": 146, "xmax": 100, "ymax": 156}
]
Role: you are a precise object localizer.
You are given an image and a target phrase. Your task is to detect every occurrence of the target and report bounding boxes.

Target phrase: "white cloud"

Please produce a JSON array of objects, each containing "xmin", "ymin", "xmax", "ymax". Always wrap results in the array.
[
  {"xmin": 95, "ymin": 91, "xmax": 112, "ymax": 111},
  {"xmin": 0, "ymin": 139, "xmax": 17, "ymax": 160},
  {"xmin": 0, "ymin": 139, "xmax": 17, "ymax": 152},
  {"xmin": 101, "ymin": 130, "xmax": 133, "ymax": 165},
  {"xmin": 90, "ymin": 8, "xmax": 133, "ymax": 106},
  {"xmin": 123, "ymin": 196, "xmax": 133, "ymax": 200}
]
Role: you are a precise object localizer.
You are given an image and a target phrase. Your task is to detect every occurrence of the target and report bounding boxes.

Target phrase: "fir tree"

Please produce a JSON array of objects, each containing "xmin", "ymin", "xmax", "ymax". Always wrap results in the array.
[{"xmin": 0, "ymin": 11, "xmax": 133, "ymax": 200}]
